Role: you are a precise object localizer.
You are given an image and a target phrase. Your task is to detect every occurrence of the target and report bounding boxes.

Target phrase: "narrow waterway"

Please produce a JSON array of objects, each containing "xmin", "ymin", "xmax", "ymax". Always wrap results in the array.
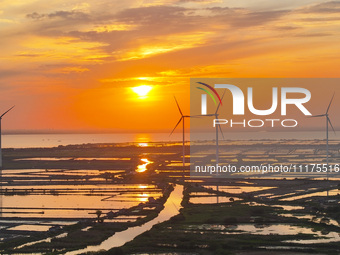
[{"xmin": 65, "ymin": 185, "xmax": 183, "ymax": 255}]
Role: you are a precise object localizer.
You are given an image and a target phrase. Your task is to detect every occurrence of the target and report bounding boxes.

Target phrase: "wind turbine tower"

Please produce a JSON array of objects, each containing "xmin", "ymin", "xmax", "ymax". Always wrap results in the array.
[
  {"xmin": 170, "ymin": 97, "xmax": 196, "ymax": 179},
  {"xmin": 0, "ymin": 106, "xmax": 15, "ymax": 169},
  {"xmin": 311, "ymin": 94, "xmax": 335, "ymax": 196},
  {"xmin": 0, "ymin": 106, "xmax": 14, "ymax": 217}
]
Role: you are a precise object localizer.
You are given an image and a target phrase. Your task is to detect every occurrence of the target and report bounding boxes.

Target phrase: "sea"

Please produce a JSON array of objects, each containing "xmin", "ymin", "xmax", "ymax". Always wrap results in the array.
[{"xmin": 1, "ymin": 131, "xmax": 338, "ymax": 148}]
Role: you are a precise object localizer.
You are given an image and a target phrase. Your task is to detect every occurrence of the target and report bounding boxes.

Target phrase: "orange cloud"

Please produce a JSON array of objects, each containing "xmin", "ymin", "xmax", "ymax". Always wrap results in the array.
[{"xmin": 0, "ymin": 0, "xmax": 340, "ymax": 131}]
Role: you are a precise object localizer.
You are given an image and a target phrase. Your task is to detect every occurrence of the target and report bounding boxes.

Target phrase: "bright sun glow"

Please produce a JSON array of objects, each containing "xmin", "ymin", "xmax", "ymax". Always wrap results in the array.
[{"xmin": 132, "ymin": 85, "xmax": 152, "ymax": 97}]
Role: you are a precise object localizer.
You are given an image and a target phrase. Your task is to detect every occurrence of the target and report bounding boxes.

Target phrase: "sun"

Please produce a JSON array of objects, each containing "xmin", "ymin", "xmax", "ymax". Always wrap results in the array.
[{"xmin": 132, "ymin": 85, "xmax": 152, "ymax": 97}]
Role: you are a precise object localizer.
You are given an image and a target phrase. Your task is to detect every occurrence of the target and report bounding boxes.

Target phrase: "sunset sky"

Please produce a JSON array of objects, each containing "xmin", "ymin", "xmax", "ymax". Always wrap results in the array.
[{"xmin": 1, "ymin": 0, "xmax": 340, "ymax": 133}]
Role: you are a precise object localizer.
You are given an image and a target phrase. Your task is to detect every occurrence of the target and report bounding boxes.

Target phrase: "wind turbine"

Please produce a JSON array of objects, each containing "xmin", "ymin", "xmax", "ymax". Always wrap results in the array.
[
  {"xmin": 0, "ymin": 106, "xmax": 15, "ymax": 169},
  {"xmin": 311, "ymin": 93, "xmax": 335, "ymax": 196},
  {"xmin": 170, "ymin": 97, "xmax": 196, "ymax": 179},
  {"xmin": 202, "ymin": 89, "xmax": 226, "ymax": 165},
  {"xmin": 200, "ymin": 90, "xmax": 226, "ymax": 202},
  {"xmin": 0, "ymin": 106, "xmax": 14, "ymax": 218}
]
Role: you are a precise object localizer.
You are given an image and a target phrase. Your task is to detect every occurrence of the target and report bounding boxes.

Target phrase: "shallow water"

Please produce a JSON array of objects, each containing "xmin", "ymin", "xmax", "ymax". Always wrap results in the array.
[
  {"xmin": 1, "ymin": 197, "xmax": 159, "ymax": 218},
  {"xmin": 14, "ymin": 232, "xmax": 68, "ymax": 250},
  {"xmin": 65, "ymin": 185, "xmax": 183, "ymax": 255},
  {"xmin": 0, "ymin": 184, "xmax": 162, "ymax": 218},
  {"xmin": 189, "ymin": 196, "xmax": 240, "ymax": 204},
  {"xmin": 1, "ymin": 184, "xmax": 158, "ymax": 189},
  {"xmin": 203, "ymin": 186, "xmax": 276, "ymax": 194},
  {"xmin": 280, "ymin": 189, "xmax": 340, "ymax": 201},
  {"xmin": 2, "ymin": 193, "xmax": 155, "ymax": 208},
  {"xmin": 279, "ymin": 213, "xmax": 339, "ymax": 226},
  {"xmin": 136, "ymin": 158, "xmax": 152, "ymax": 173},
  {"xmin": 2, "ymin": 133, "xmax": 184, "ymax": 148},
  {"xmin": 186, "ymin": 223, "xmax": 340, "ymax": 243},
  {"xmin": 7, "ymin": 225, "xmax": 52, "ymax": 232},
  {"xmin": 12, "ymin": 157, "xmax": 132, "ymax": 162},
  {"xmin": 272, "ymin": 205, "xmax": 305, "ymax": 211}
]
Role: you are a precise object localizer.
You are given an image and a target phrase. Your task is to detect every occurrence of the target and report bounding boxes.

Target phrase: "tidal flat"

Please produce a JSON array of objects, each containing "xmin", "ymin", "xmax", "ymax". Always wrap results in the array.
[{"xmin": 0, "ymin": 140, "xmax": 339, "ymax": 254}]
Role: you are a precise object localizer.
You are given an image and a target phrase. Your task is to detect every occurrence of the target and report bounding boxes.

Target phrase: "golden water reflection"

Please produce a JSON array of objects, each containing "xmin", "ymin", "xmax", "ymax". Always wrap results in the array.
[
  {"xmin": 137, "ymin": 193, "xmax": 150, "ymax": 202},
  {"xmin": 136, "ymin": 158, "xmax": 152, "ymax": 173}
]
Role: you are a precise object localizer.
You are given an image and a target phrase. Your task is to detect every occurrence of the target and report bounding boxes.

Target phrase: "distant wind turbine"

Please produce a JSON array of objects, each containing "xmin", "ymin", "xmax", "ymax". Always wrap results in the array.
[
  {"xmin": 170, "ymin": 97, "xmax": 197, "ymax": 178},
  {"xmin": 311, "ymin": 93, "xmax": 335, "ymax": 195},
  {"xmin": 200, "ymin": 89, "xmax": 226, "ymax": 203},
  {"xmin": 202, "ymin": 89, "xmax": 226, "ymax": 165},
  {"xmin": 0, "ymin": 106, "xmax": 14, "ymax": 169}
]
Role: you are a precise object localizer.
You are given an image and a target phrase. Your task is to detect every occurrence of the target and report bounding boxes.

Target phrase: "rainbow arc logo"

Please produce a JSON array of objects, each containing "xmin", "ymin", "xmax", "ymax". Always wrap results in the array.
[{"xmin": 196, "ymin": 82, "xmax": 223, "ymax": 115}]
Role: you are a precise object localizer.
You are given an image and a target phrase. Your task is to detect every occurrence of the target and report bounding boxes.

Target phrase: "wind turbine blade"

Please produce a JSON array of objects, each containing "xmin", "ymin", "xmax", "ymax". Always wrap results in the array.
[
  {"xmin": 0, "ymin": 105, "xmax": 15, "ymax": 118},
  {"xmin": 218, "ymin": 125, "xmax": 225, "ymax": 140},
  {"xmin": 174, "ymin": 96, "xmax": 183, "ymax": 117},
  {"xmin": 327, "ymin": 116, "xmax": 336, "ymax": 135},
  {"xmin": 170, "ymin": 117, "xmax": 183, "ymax": 136},
  {"xmin": 215, "ymin": 89, "xmax": 226, "ymax": 114},
  {"xmin": 326, "ymin": 93, "xmax": 335, "ymax": 114},
  {"xmin": 310, "ymin": 114, "xmax": 326, "ymax": 118},
  {"xmin": 188, "ymin": 114, "xmax": 204, "ymax": 118},
  {"xmin": 199, "ymin": 114, "xmax": 215, "ymax": 117}
]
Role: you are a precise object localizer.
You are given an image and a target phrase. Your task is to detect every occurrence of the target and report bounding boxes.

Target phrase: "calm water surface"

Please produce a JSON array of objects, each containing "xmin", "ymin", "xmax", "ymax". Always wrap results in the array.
[
  {"xmin": 65, "ymin": 185, "xmax": 183, "ymax": 255},
  {"xmin": 2, "ymin": 131, "xmax": 336, "ymax": 148}
]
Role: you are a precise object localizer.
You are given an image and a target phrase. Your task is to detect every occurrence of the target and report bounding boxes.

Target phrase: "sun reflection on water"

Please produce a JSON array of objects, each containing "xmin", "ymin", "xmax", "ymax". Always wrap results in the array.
[
  {"xmin": 137, "ymin": 193, "xmax": 150, "ymax": 202},
  {"xmin": 138, "ymin": 143, "xmax": 149, "ymax": 147},
  {"xmin": 136, "ymin": 158, "xmax": 152, "ymax": 173}
]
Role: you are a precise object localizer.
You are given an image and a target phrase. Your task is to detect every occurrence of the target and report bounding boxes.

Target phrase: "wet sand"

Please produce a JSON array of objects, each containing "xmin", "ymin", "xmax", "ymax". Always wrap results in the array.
[{"xmin": 0, "ymin": 140, "xmax": 339, "ymax": 254}]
